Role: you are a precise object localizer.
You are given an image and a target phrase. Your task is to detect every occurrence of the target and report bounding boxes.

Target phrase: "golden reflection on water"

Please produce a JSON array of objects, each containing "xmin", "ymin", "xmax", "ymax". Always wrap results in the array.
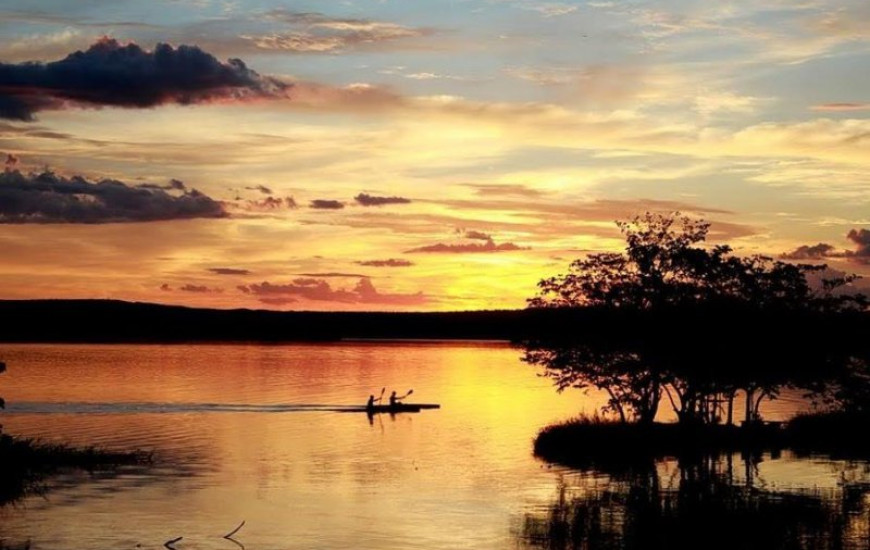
[{"xmin": 0, "ymin": 343, "xmax": 854, "ymax": 549}]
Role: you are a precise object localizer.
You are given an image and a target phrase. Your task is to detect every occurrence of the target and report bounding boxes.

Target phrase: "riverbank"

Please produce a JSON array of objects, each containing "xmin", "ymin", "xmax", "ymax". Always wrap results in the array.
[
  {"xmin": 534, "ymin": 412, "xmax": 870, "ymax": 468},
  {"xmin": 0, "ymin": 433, "xmax": 150, "ymax": 505}
]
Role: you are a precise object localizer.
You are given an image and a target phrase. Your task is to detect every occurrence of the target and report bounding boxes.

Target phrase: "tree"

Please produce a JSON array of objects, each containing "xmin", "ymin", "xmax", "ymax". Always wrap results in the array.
[{"xmin": 524, "ymin": 212, "xmax": 865, "ymax": 425}]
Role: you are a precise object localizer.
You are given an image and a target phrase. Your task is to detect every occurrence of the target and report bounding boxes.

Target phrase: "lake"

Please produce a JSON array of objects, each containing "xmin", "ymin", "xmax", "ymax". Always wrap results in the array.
[{"xmin": 1, "ymin": 342, "xmax": 868, "ymax": 549}]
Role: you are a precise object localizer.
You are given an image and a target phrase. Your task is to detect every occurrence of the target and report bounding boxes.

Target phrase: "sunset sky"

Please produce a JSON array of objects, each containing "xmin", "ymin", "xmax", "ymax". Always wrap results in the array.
[{"xmin": 0, "ymin": 0, "xmax": 868, "ymax": 310}]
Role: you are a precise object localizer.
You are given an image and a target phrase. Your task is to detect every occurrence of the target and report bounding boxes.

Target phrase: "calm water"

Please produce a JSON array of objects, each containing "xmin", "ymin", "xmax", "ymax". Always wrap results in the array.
[{"xmin": 0, "ymin": 343, "xmax": 867, "ymax": 549}]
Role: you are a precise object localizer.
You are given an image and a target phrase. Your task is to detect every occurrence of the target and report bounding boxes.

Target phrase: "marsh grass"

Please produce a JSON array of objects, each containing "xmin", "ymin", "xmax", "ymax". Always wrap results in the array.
[{"xmin": 0, "ymin": 433, "xmax": 150, "ymax": 505}]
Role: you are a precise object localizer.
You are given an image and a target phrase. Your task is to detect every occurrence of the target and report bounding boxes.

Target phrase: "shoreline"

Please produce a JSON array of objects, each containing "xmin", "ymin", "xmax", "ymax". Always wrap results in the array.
[{"xmin": 533, "ymin": 411, "xmax": 870, "ymax": 469}]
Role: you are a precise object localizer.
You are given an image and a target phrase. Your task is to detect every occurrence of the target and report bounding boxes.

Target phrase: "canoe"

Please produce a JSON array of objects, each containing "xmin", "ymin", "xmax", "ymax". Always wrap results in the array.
[{"xmin": 363, "ymin": 403, "xmax": 440, "ymax": 414}]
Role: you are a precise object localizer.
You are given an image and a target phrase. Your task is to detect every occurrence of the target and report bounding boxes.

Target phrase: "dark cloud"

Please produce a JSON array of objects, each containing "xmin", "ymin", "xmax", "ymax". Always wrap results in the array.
[
  {"xmin": 208, "ymin": 268, "xmax": 251, "ymax": 275},
  {"xmin": 354, "ymin": 193, "xmax": 411, "ymax": 206},
  {"xmin": 781, "ymin": 229, "xmax": 870, "ymax": 264},
  {"xmin": 160, "ymin": 283, "xmax": 172, "ymax": 291},
  {"xmin": 310, "ymin": 199, "xmax": 345, "ymax": 210},
  {"xmin": 238, "ymin": 277, "xmax": 425, "ymax": 305},
  {"xmin": 356, "ymin": 259, "xmax": 414, "ymax": 267},
  {"xmin": 406, "ymin": 239, "xmax": 529, "ymax": 253},
  {"xmin": 245, "ymin": 185, "xmax": 273, "ymax": 195},
  {"xmin": 0, "ymin": 169, "xmax": 227, "ymax": 224},
  {"xmin": 0, "ymin": 37, "xmax": 287, "ymax": 121},
  {"xmin": 847, "ymin": 228, "xmax": 870, "ymax": 262},
  {"xmin": 238, "ymin": 196, "xmax": 297, "ymax": 211},
  {"xmin": 781, "ymin": 243, "xmax": 840, "ymax": 260}
]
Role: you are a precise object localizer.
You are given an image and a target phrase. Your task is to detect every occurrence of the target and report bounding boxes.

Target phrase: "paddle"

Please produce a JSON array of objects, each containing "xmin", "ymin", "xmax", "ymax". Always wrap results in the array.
[
  {"xmin": 378, "ymin": 387, "xmax": 385, "ymax": 403},
  {"xmin": 400, "ymin": 389, "xmax": 414, "ymax": 401}
]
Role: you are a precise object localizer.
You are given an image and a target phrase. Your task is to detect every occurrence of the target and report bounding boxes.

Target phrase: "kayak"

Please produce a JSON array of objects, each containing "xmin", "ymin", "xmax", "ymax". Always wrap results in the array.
[{"xmin": 363, "ymin": 403, "xmax": 440, "ymax": 414}]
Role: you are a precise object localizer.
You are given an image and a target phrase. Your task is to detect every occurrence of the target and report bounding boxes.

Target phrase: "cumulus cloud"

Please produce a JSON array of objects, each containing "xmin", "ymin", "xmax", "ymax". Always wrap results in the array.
[
  {"xmin": 406, "ymin": 238, "xmax": 529, "ymax": 253},
  {"xmin": 0, "ymin": 169, "xmax": 226, "ymax": 223},
  {"xmin": 238, "ymin": 277, "xmax": 425, "ymax": 305},
  {"xmin": 0, "ymin": 37, "xmax": 286, "ymax": 121},
  {"xmin": 781, "ymin": 229, "xmax": 870, "ymax": 264},
  {"xmin": 208, "ymin": 267, "xmax": 251, "ymax": 275},
  {"xmin": 781, "ymin": 243, "xmax": 840, "ymax": 260},
  {"xmin": 848, "ymin": 228, "xmax": 870, "ymax": 262},
  {"xmin": 356, "ymin": 259, "xmax": 414, "ymax": 267},
  {"xmin": 354, "ymin": 193, "xmax": 411, "ymax": 206},
  {"xmin": 310, "ymin": 199, "xmax": 344, "ymax": 210}
]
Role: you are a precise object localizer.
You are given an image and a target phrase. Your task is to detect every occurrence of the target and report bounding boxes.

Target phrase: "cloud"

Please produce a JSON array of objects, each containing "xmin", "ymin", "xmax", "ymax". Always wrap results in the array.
[
  {"xmin": 242, "ymin": 10, "xmax": 433, "ymax": 53},
  {"xmin": 245, "ymin": 184, "xmax": 273, "ymax": 195},
  {"xmin": 465, "ymin": 183, "xmax": 545, "ymax": 198},
  {"xmin": 354, "ymin": 193, "xmax": 411, "ymax": 206},
  {"xmin": 298, "ymin": 272, "xmax": 368, "ymax": 278},
  {"xmin": 781, "ymin": 229, "xmax": 870, "ymax": 264},
  {"xmin": 159, "ymin": 283, "xmax": 224, "ymax": 293},
  {"xmin": 356, "ymin": 259, "xmax": 414, "ymax": 267},
  {"xmin": 463, "ymin": 230, "xmax": 492, "ymax": 241},
  {"xmin": 406, "ymin": 238, "xmax": 529, "ymax": 253},
  {"xmin": 238, "ymin": 277, "xmax": 425, "ymax": 305},
  {"xmin": 810, "ymin": 103, "xmax": 870, "ymax": 112},
  {"xmin": 0, "ymin": 37, "xmax": 286, "ymax": 121},
  {"xmin": 208, "ymin": 267, "xmax": 251, "ymax": 275},
  {"xmin": 236, "ymin": 196, "xmax": 297, "ymax": 212},
  {"xmin": 179, "ymin": 284, "xmax": 223, "ymax": 293},
  {"xmin": 310, "ymin": 199, "xmax": 344, "ymax": 210},
  {"xmin": 847, "ymin": 228, "xmax": 870, "ymax": 262},
  {"xmin": 0, "ymin": 169, "xmax": 227, "ymax": 223},
  {"xmin": 526, "ymin": 3, "xmax": 579, "ymax": 17},
  {"xmin": 781, "ymin": 243, "xmax": 840, "ymax": 260}
]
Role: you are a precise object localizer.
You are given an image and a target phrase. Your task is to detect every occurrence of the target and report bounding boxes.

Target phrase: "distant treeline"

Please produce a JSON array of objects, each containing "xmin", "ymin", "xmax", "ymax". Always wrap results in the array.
[{"xmin": 0, "ymin": 299, "xmax": 867, "ymax": 344}]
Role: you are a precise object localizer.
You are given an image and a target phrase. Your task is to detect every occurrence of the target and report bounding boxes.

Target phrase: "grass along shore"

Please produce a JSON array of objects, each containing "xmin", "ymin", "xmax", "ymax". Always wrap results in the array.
[
  {"xmin": 0, "ymin": 432, "xmax": 151, "ymax": 505},
  {"xmin": 534, "ymin": 411, "xmax": 870, "ymax": 468}
]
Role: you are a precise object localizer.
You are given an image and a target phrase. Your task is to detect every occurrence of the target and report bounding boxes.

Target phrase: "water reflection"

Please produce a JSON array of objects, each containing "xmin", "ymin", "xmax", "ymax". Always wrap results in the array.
[{"xmin": 517, "ymin": 453, "xmax": 870, "ymax": 550}]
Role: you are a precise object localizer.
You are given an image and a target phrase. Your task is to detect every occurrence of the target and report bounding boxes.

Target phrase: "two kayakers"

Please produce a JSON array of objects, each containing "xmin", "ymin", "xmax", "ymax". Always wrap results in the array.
[{"xmin": 366, "ymin": 389, "xmax": 413, "ymax": 412}]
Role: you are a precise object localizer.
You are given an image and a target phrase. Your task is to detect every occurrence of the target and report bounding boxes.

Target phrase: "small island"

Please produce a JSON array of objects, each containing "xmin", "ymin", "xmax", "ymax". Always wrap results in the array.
[{"xmin": 521, "ymin": 213, "xmax": 870, "ymax": 466}]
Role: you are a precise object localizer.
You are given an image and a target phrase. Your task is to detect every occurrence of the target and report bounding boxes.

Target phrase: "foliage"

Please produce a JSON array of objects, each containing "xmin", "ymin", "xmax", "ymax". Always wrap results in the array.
[{"xmin": 524, "ymin": 212, "xmax": 867, "ymax": 425}]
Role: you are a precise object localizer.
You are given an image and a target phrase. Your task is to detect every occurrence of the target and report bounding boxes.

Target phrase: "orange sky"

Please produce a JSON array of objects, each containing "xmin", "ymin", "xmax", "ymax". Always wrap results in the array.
[{"xmin": 0, "ymin": 1, "xmax": 868, "ymax": 310}]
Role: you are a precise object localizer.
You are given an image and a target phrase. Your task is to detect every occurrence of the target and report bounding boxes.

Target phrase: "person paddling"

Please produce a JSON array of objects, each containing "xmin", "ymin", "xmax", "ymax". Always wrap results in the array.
[
  {"xmin": 366, "ymin": 394, "xmax": 381, "ymax": 413},
  {"xmin": 389, "ymin": 389, "xmax": 413, "ymax": 409}
]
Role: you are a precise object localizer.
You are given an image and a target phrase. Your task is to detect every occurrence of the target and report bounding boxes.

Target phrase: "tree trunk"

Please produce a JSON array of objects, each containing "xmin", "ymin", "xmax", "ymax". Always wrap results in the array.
[{"xmin": 744, "ymin": 387, "xmax": 755, "ymax": 425}]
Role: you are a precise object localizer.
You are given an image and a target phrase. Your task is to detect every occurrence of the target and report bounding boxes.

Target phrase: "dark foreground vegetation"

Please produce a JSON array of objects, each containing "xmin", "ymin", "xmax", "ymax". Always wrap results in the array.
[
  {"xmin": 523, "ymin": 212, "xmax": 870, "ymax": 463},
  {"xmin": 0, "ymin": 433, "xmax": 150, "ymax": 506}
]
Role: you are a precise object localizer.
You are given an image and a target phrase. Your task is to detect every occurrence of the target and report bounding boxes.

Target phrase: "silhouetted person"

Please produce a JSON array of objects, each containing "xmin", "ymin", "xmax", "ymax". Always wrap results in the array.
[
  {"xmin": 366, "ymin": 394, "xmax": 381, "ymax": 413},
  {"xmin": 389, "ymin": 391, "xmax": 399, "ymax": 408}
]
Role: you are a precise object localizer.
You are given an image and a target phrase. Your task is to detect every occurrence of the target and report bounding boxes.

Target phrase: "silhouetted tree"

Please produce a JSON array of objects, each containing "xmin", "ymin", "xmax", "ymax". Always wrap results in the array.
[{"xmin": 524, "ymin": 212, "xmax": 866, "ymax": 425}]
